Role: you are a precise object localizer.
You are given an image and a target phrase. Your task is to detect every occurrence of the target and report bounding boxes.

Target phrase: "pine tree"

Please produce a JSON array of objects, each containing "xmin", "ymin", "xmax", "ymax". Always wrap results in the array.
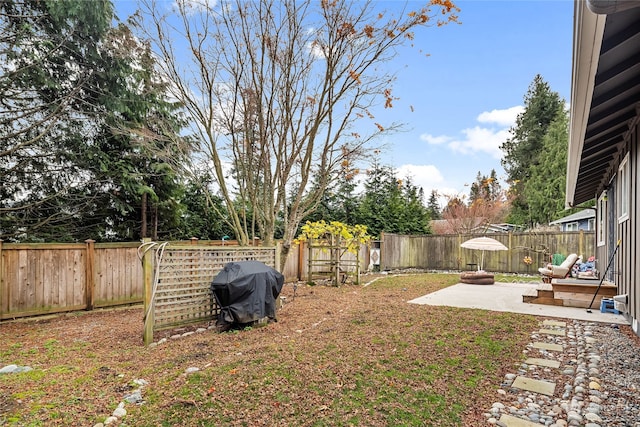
[
  {"xmin": 524, "ymin": 106, "xmax": 569, "ymax": 225},
  {"xmin": 356, "ymin": 156, "xmax": 431, "ymax": 237},
  {"xmin": 0, "ymin": 1, "xmax": 188, "ymax": 241},
  {"xmin": 399, "ymin": 177, "xmax": 431, "ymax": 235},
  {"xmin": 426, "ymin": 190, "xmax": 442, "ymax": 220},
  {"xmin": 500, "ymin": 74, "xmax": 564, "ymax": 226},
  {"xmin": 469, "ymin": 169, "xmax": 502, "ymax": 205},
  {"xmin": 356, "ymin": 156, "xmax": 400, "ymax": 237}
]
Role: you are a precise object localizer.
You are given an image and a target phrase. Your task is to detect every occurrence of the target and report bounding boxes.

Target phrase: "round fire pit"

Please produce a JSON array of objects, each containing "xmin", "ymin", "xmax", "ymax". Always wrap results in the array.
[{"xmin": 460, "ymin": 271, "xmax": 495, "ymax": 285}]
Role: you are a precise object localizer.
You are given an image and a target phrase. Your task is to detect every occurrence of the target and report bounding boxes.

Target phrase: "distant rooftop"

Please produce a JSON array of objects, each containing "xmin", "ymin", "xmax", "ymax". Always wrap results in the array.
[{"xmin": 550, "ymin": 209, "xmax": 595, "ymax": 225}]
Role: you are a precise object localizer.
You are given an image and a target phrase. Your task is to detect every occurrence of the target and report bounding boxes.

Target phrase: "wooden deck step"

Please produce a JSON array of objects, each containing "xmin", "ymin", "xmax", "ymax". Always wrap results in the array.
[
  {"xmin": 522, "ymin": 288, "xmax": 538, "ymax": 303},
  {"xmin": 522, "ymin": 287, "xmax": 564, "ymax": 306},
  {"xmin": 557, "ymin": 294, "xmax": 607, "ymax": 308},
  {"xmin": 538, "ymin": 282, "xmax": 553, "ymax": 291},
  {"xmin": 533, "ymin": 297, "xmax": 565, "ymax": 306},
  {"xmin": 522, "ymin": 279, "xmax": 614, "ymax": 308},
  {"xmin": 552, "ymin": 285, "xmax": 617, "ymax": 297},
  {"xmin": 551, "ymin": 279, "xmax": 617, "ymax": 296}
]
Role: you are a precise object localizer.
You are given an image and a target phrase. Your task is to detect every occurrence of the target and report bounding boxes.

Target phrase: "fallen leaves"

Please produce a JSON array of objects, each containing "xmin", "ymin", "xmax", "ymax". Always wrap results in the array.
[{"xmin": 0, "ymin": 273, "xmax": 542, "ymax": 426}]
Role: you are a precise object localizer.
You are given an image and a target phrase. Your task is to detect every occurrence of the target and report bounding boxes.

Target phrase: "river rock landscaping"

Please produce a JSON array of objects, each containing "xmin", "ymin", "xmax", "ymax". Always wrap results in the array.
[{"xmin": 484, "ymin": 319, "xmax": 640, "ymax": 426}]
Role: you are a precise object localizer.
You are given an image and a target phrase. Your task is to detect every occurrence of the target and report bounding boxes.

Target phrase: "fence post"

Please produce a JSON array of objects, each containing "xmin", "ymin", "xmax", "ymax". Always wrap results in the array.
[
  {"xmin": 508, "ymin": 232, "xmax": 513, "ymax": 273},
  {"xmin": 379, "ymin": 232, "xmax": 385, "ymax": 271},
  {"xmin": 458, "ymin": 234, "xmax": 462, "ymax": 270},
  {"xmin": 332, "ymin": 234, "xmax": 340, "ymax": 286},
  {"xmin": 275, "ymin": 241, "xmax": 281, "ymax": 272},
  {"xmin": 85, "ymin": 239, "xmax": 96, "ymax": 310},
  {"xmin": 307, "ymin": 239, "xmax": 313, "ymax": 284},
  {"xmin": 0, "ymin": 239, "xmax": 3, "ymax": 318},
  {"xmin": 579, "ymin": 230, "xmax": 584, "ymax": 257},
  {"xmin": 355, "ymin": 244, "xmax": 361, "ymax": 285},
  {"xmin": 142, "ymin": 238, "xmax": 154, "ymax": 345},
  {"xmin": 297, "ymin": 242, "xmax": 303, "ymax": 281}
]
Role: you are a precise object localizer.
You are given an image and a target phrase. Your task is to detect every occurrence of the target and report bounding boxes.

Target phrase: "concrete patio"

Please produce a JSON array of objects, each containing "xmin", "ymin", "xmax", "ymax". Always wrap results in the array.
[{"xmin": 408, "ymin": 281, "xmax": 629, "ymax": 324}]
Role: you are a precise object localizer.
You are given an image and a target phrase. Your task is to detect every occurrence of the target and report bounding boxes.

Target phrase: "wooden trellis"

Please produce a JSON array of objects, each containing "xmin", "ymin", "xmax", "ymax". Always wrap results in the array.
[
  {"xmin": 306, "ymin": 235, "xmax": 360, "ymax": 286},
  {"xmin": 141, "ymin": 241, "xmax": 278, "ymax": 345}
]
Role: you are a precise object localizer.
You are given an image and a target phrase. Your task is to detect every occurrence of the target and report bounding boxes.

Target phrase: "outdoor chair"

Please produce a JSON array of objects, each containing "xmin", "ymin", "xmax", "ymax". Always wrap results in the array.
[{"xmin": 538, "ymin": 253, "xmax": 579, "ymax": 283}]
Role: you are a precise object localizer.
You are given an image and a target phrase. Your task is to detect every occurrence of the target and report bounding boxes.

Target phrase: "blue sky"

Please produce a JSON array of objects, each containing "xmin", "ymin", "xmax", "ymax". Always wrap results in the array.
[
  {"xmin": 372, "ymin": 0, "xmax": 574, "ymax": 202},
  {"xmin": 114, "ymin": 0, "xmax": 574, "ymax": 205}
]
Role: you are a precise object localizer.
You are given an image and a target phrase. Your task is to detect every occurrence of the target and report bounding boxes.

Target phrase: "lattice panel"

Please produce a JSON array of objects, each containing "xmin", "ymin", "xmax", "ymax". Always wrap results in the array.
[{"xmin": 151, "ymin": 246, "xmax": 276, "ymax": 330}]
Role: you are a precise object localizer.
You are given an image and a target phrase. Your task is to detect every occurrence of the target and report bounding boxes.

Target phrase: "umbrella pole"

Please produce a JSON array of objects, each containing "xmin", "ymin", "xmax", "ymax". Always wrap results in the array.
[{"xmin": 480, "ymin": 250, "xmax": 484, "ymax": 271}]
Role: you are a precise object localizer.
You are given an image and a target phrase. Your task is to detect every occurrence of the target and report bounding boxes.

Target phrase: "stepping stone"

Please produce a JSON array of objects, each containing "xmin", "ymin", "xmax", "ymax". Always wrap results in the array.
[
  {"xmin": 532, "ymin": 342, "xmax": 563, "ymax": 352},
  {"xmin": 512, "ymin": 376, "xmax": 556, "ymax": 396},
  {"xmin": 543, "ymin": 320, "xmax": 566, "ymax": 327},
  {"xmin": 499, "ymin": 414, "xmax": 544, "ymax": 427},
  {"xmin": 539, "ymin": 328, "xmax": 565, "ymax": 336},
  {"xmin": 524, "ymin": 357, "xmax": 561, "ymax": 368}
]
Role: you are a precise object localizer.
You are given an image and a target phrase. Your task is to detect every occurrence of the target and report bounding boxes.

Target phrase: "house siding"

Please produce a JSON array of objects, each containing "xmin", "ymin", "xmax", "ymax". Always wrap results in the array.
[
  {"xmin": 561, "ymin": 219, "xmax": 592, "ymax": 232},
  {"xmin": 607, "ymin": 121, "xmax": 639, "ymax": 328},
  {"xmin": 569, "ymin": 1, "xmax": 640, "ymax": 336},
  {"xmin": 627, "ymin": 123, "xmax": 638, "ymax": 324}
]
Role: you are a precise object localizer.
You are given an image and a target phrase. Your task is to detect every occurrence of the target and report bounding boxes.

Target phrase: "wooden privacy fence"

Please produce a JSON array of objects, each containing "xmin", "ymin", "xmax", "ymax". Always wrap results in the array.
[
  {"xmin": 0, "ymin": 240, "xmax": 143, "ymax": 320},
  {"xmin": 379, "ymin": 231, "xmax": 596, "ymax": 273},
  {"xmin": 141, "ymin": 241, "xmax": 278, "ymax": 344},
  {"xmin": 1, "ymin": 232, "xmax": 593, "ymax": 324}
]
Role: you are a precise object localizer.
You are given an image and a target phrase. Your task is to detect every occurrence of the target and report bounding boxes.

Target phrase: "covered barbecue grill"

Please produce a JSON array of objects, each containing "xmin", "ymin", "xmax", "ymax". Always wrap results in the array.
[{"xmin": 210, "ymin": 261, "xmax": 284, "ymax": 328}]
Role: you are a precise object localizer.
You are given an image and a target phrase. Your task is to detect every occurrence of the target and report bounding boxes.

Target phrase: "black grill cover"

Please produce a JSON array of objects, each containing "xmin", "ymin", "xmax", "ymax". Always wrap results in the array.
[{"xmin": 210, "ymin": 261, "xmax": 284, "ymax": 325}]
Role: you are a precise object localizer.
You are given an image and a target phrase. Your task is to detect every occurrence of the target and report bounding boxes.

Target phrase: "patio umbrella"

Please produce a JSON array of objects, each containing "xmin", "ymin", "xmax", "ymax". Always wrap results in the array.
[{"xmin": 460, "ymin": 237, "xmax": 508, "ymax": 271}]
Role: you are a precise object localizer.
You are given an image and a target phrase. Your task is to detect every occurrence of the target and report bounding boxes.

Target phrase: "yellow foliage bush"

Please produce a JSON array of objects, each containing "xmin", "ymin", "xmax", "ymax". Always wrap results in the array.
[{"xmin": 294, "ymin": 220, "xmax": 371, "ymax": 254}]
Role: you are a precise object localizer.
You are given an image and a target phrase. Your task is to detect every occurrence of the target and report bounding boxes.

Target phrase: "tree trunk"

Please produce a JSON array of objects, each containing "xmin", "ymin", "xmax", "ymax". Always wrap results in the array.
[
  {"xmin": 153, "ymin": 204, "xmax": 158, "ymax": 240},
  {"xmin": 141, "ymin": 192, "xmax": 148, "ymax": 238}
]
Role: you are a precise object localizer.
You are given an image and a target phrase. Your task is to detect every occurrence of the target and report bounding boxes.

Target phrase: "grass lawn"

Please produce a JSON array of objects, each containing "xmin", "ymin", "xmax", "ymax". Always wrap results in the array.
[{"xmin": 0, "ymin": 273, "xmax": 540, "ymax": 426}]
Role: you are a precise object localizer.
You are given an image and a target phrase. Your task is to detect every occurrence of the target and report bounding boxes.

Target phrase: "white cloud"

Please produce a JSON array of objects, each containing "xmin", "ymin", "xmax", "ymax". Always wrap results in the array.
[
  {"xmin": 396, "ymin": 164, "xmax": 462, "ymax": 208},
  {"xmin": 172, "ymin": 0, "xmax": 218, "ymax": 15},
  {"xmin": 419, "ymin": 105, "xmax": 523, "ymax": 159},
  {"xmin": 394, "ymin": 164, "xmax": 460, "ymax": 204},
  {"xmin": 476, "ymin": 106, "xmax": 523, "ymax": 126},
  {"xmin": 448, "ymin": 126, "xmax": 511, "ymax": 159},
  {"xmin": 419, "ymin": 134, "xmax": 452, "ymax": 145},
  {"xmin": 395, "ymin": 164, "xmax": 444, "ymax": 188}
]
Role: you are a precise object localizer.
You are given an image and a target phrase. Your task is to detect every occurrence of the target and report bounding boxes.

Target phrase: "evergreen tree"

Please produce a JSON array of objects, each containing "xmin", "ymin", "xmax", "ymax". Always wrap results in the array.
[
  {"xmin": 1, "ymin": 0, "xmax": 116, "ymax": 240},
  {"xmin": 398, "ymin": 177, "xmax": 431, "ymax": 235},
  {"xmin": 469, "ymin": 172, "xmax": 484, "ymax": 204},
  {"xmin": 524, "ymin": 106, "xmax": 569, "ymax": 225},
  {"xmin": 302, "ymin": 166, "xmax": 361, "ymax": 226},
  {"xmin": 500, "ymin": 74, "xmax": 564, "ymax": 226},
  {"xmin": 83, "ymin": 24, "xmax": 190, "ymax": 241},
  {"xmin": 333, "ymin": 159, "xmax": 361, "ymax": 226},
  {"xmin": 356, "ymin": 156, "xmax": 431, "ymax": 237},
  {"xmin": 178, "ymin": 174, "xmax": 234, "ymax": 240},
  {"xmin": 356, "ymin": 158, "xmax": 403, "ymax": 237},
  {"xmin": 426, "ymin": 190, "xmax": 442, "ymax": 220},
  {"xmin": 0, "ymin": 1, "xmax": 188, "ymax": 241},
  {"xmin": 469, "ymin": 169, "xmax": 502, "ymax": 205}
]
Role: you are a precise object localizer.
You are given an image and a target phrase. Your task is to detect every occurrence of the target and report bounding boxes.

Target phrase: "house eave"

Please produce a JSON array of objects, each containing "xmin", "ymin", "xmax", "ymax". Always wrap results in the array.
[
  {"xmin": 567, "ymin": 1, "xmax": 640, "ymax": 207},
  {"xmin": 567, "ymin": 1, "xmax": 606, "ymax": 207}
]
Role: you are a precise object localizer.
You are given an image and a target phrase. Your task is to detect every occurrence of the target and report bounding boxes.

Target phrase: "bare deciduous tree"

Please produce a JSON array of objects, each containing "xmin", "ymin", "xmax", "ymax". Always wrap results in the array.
[
  {"xmin": 441, "ymin": 192, "xmax": 511, "ymax": 234},
  {"xmin": 136, "ymin": 0, "xmax": 458, "ymax": 267}
]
